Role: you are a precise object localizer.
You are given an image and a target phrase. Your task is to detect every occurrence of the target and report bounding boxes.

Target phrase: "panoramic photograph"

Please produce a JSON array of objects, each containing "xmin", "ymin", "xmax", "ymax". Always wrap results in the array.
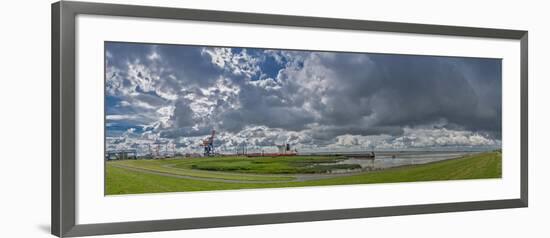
[{"xmin": 104, "ymin": 42, "xmax": 502, "ymax": 195}]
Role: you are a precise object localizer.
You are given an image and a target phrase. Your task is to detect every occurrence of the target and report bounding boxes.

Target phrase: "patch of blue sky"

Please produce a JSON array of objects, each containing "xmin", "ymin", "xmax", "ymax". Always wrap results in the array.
[
  {"xmin": 257, "ymin": 54, "xmax": 285, "ymax": 80},
  {"xmin": 105, "ymin": 95, "xmax": 123, "ymax": 113},
  {"xmin": 105, "ymin": 121, "xmax": 144, "ymax": 137}
]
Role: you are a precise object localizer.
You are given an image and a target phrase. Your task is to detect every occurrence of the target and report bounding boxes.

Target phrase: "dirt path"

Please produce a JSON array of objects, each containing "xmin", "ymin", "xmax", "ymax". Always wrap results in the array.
[
  {"xmin": 110, "ymin": 164, "xmax": 288, "ymax": 184},
  {"xmin": 111, "ymin": 163, "xmax": 367, "ymax": 183},
  {"xmin": 161, "ymin": 163, "xmax": 291, "ymax": 179},
  {"xmin": 161, "ymin": 163, "xmax": 370, "ymax": 182}
]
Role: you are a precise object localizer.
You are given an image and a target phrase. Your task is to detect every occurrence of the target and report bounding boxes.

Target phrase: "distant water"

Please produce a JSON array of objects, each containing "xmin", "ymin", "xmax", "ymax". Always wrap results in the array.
[{"xmin": 325, "ymin": 151, "xmax": 474, "ymax": 173}]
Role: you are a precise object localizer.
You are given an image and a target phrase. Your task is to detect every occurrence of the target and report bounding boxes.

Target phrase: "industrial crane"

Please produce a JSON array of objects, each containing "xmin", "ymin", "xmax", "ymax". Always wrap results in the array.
[{"xmin": 202, "ymin": 130, "xmax": 216, "ymax": 156}]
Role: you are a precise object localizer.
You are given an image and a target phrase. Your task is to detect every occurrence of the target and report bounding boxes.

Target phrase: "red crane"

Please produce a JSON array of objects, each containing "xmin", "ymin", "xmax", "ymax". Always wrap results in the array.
[{"xmin": 202, "ymin": 130, "xmax": 216, "ymax": 156}]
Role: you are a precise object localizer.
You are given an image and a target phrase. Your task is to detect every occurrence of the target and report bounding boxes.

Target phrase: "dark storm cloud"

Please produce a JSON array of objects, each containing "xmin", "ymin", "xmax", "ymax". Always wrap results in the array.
[
  {"xmin": 160, "ymin": 126, "xmax": 211, "ymax": 138},
  {"xmin": 106, "ymin": 42, "xmax": 223, "ymax": 96},
  {"xmin": 271, "ymin": 52, "xmax": 501, "ymax": 139},
  {"xmin": 309, "ymin": 126, "xmax": 405, "ymax": 141},
  {"xmin": 214, "ymin": 80, "xmax": 316, "ymax": 132},
  {"xmin": 217, "ymin": 106, "xmax": 315, "ymax": 132},
  {"xmin": 105, "ymin": 42, "xmax": 502, "ymax": 153},
  {"xmin": 172, "ymin": 98, "xmax": 195, "ymax": 128},
  {"xmin": 365, "ymin": 54, "xmax": 500, "ymax": 134}
]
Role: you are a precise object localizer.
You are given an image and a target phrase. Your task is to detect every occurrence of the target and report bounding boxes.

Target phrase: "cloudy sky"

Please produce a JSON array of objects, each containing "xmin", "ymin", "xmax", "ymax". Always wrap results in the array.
[{"xmin": 105, "ymin": 42, "xmax": 502, "ymax": 154}]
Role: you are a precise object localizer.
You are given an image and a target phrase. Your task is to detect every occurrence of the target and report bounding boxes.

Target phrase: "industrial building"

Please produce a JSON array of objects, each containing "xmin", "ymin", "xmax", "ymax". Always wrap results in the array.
[
  {"xmin": 277, "ymin": 143, "xmax": 295, "ymax": 155},
  {"xmin": 105, "ymin": 150, "xmax": 137, "ymax": 160}
]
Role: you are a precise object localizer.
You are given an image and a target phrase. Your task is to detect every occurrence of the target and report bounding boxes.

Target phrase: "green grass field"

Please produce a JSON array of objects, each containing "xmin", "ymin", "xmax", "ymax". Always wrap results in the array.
[
  {"xmin": 106, "ymin": 152, "xmax": 501, "ymax": 195},
  {"xmin": 184, "ymin": 156, "xmax": 361, "ymax": 174}
]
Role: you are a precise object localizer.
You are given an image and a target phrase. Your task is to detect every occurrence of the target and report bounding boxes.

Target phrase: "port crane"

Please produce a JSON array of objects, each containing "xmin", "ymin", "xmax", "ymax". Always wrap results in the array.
[{"xmin": 201, "ymin": 130, "xmax": 216, "ymax": 156}]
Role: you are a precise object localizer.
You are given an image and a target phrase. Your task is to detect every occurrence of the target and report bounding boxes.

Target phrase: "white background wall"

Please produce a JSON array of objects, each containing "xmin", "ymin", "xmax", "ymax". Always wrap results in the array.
[{"xmin": 0, "ymin": 0, "xmax": 547, "ymax": 237}]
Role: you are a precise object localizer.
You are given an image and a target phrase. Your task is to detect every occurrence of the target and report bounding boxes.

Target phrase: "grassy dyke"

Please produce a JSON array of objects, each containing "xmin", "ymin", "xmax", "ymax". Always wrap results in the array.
[
  {"xmin": 106, "ymin": 152, "xmax": 501, "ymax": 195},
  {"xmin": 109, "ymin": 159, "xmax": 294, "ymax": 182}
]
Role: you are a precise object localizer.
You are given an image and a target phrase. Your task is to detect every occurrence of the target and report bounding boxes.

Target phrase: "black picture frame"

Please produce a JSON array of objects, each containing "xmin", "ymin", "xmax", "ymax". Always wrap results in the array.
[{"xmin": 52, "ymin": 1, "xmax": 528, "ymax": 237}]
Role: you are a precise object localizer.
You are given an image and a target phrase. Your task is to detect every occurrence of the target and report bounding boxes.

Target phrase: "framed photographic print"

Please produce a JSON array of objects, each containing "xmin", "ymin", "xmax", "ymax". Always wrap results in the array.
[{"xmin": 52, "ymin": 1, "xmax": 528, "ymax": 237}]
